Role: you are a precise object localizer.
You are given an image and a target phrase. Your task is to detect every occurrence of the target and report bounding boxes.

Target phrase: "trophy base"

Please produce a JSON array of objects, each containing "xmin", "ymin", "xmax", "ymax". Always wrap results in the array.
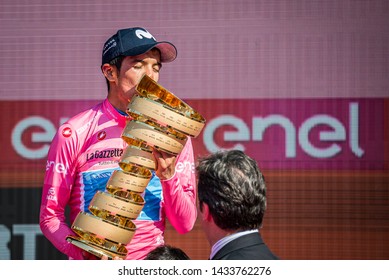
[{"xmin": 66, "ymin": 235, "xmax": 127, "ymax": 260}]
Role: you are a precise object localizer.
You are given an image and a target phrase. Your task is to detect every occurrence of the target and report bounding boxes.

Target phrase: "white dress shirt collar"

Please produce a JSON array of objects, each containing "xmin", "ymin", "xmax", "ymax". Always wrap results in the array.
[{"xmin": 210, "ymin": 229, "xmax": 258, "ymax": 259}]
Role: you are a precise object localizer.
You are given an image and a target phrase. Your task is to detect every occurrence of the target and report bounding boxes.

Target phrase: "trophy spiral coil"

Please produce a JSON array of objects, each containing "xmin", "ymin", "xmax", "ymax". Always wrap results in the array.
[{"xmin": 66, "ymin": 74, "xmax": 205, "ymax": 259}]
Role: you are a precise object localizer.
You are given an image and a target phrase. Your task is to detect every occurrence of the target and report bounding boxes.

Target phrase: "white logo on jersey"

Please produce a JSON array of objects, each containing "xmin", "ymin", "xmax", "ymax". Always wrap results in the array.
[
  {"xmin": 175, "ymin": 161, "xmax": 195, "ymax": 174},
  {"xmin": 46, "ymin": 160, "xmax": 69, "ymax": 175},
  {"xmin": 46, "ymin": 187, "xmax": 57, "ymax": 201}
]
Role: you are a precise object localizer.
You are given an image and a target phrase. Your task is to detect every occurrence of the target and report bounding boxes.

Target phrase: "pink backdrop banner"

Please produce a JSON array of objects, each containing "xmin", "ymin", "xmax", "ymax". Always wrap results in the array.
[{"xmin": 1, "ymin": 0, "xmax": 388, "ymax": 100}]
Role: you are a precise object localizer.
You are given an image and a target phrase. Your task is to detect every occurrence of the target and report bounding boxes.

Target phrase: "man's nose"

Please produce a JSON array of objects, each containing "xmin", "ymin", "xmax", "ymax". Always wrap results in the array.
[{"xmin": 145, "ymin": 67, "xmax": 158, "ymax": 81}]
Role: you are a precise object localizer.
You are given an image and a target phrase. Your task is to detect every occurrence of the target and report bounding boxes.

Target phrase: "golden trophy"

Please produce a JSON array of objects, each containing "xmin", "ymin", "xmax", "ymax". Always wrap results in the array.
[{"xmin": 66, "ymin": 75, "xmax": 205, "ymax": 259}]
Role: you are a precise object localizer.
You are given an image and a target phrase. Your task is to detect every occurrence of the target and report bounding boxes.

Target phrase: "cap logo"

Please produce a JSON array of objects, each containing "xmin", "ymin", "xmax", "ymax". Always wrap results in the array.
[
  {"xmin": 102, "ymin": 39, "xmax": 117, "ymax": 56},
  {"xmin": 135, "ymin": 29, "xmax": 156, "ymax": 41}
]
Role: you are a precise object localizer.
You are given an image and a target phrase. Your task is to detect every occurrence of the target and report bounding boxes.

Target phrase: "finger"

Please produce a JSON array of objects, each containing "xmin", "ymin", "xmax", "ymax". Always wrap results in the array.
[{"xmin": 152, "ymin": 149, "xmax": 160, "ymax": 169}]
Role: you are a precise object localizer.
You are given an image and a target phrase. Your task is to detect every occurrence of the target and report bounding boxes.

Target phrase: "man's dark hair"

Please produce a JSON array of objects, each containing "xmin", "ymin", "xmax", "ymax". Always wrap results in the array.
[
  {"xmin": 196, "ymin": 150, "xmax": 267, "ymax": 231},
  {"xmin": 144, "ymin": 245, "xmax": 190, "ymax": 260}
]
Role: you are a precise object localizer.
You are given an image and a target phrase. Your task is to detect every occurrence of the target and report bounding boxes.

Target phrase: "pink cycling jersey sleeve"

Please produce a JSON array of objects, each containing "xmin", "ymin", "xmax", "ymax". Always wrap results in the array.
[
  {"xmin": 161, "ymin": 136, "xmax": 197, "ymax": 234},
  {"xmin": 39, "ymin": 121, "xmax": 84, "ymax": 259}
]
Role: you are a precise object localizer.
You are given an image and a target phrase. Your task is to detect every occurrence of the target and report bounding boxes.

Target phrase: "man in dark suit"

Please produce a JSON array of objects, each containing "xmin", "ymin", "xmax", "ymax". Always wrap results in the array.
[{"xmin": 196, "ymin": 150, "xmax": 279, "ymax": 260}]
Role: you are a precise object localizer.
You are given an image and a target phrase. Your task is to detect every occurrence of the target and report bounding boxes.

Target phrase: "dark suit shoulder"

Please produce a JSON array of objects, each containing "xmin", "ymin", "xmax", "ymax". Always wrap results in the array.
[{"xmin": 212, "ymin": 232, "xmax": 279, "ymax": 260}]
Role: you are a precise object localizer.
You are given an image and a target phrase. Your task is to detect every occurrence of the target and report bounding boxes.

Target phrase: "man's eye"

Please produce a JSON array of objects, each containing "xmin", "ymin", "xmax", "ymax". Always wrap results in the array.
[{"xmin": 133, "ymin": 64, "xmax": 143, "ymax": 69}]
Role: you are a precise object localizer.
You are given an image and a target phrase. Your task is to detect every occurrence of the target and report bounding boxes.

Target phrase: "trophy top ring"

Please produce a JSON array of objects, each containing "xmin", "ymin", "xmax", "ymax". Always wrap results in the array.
[{"xmin": 135, "ymin": 74, "xmax": 206, "ymax": 125}]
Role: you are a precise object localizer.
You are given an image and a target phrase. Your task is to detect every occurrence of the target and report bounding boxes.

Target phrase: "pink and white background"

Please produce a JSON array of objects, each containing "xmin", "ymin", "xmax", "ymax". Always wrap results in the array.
[{"xmin": 0, "ymin": 0, "xmax": 388, "ymax": 259}]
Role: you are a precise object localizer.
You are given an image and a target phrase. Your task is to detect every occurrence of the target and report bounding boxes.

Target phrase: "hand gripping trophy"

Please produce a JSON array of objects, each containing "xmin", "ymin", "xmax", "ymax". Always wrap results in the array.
[{"xmin": 66, "ymin": 74, "xmax": 206, "ymax": 259}]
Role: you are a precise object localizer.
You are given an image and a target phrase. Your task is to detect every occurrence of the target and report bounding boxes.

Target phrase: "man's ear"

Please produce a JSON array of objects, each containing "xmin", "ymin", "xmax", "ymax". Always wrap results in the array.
[
  {"xmin": 201, "ymin": 202, "xmax": 213, "ymax": 222},
  {"xmin": 101, "ymin": 64, "xmax": 117, "ymax": 82}
]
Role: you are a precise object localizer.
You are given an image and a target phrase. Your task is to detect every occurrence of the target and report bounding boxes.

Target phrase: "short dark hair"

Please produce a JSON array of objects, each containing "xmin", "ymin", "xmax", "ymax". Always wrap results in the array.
[
  {"xmin": 144, "ymin": 245, "xmax": 190, "ymax": 260},
  {"xmin": 196, "ymin": 150, "xmax": 267, "ymax": 231}
]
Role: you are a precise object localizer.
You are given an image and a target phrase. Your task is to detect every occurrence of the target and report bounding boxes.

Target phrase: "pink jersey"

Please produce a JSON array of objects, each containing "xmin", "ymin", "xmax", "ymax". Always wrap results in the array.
[{"xmin": 39, "ymin": 98, "xmax": 197, "ymax": 260}]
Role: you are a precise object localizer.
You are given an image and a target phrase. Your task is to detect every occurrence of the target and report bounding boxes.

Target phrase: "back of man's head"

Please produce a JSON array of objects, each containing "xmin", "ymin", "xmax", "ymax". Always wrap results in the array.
[{"xmin": 196, "ymin": 150, "xmax": 267, "ymax": 231}]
